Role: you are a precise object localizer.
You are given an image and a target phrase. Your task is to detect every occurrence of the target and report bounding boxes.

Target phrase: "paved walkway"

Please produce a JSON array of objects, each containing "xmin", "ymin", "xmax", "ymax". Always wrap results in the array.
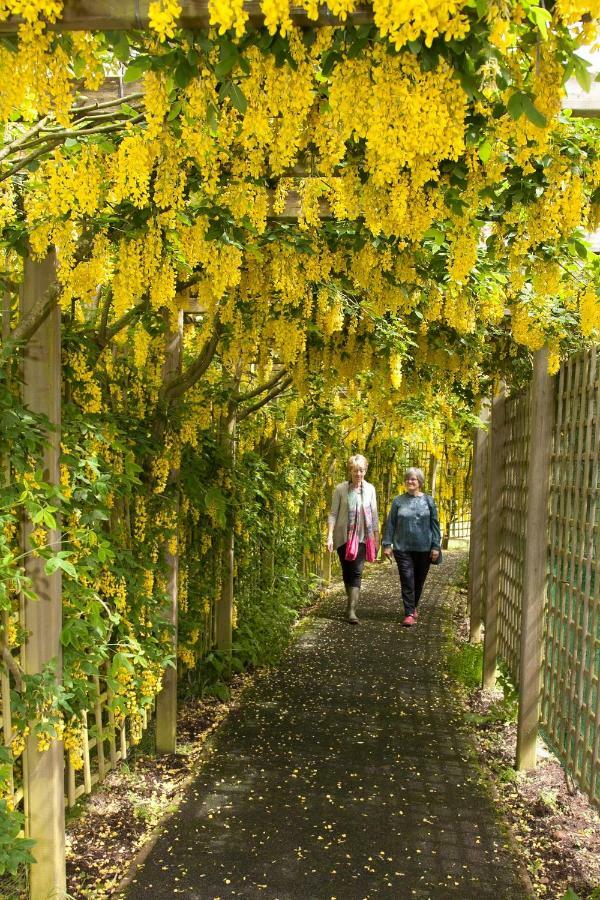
[{"xmin": 124, "ymin": 554, "xmax": 530, "ymax": 899}]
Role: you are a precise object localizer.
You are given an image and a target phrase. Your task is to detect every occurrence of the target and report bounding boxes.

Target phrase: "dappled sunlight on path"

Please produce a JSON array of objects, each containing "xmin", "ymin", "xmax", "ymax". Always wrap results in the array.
[{"xmin": 123, "ymin": 552, "xmax": 530, "ymax": 899}]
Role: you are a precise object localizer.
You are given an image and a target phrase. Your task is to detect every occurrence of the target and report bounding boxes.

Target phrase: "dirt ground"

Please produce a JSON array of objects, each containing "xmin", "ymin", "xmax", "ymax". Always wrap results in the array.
[{"xmin": 450, "ymin": 596, "xmax": 600, "ymax": 900}]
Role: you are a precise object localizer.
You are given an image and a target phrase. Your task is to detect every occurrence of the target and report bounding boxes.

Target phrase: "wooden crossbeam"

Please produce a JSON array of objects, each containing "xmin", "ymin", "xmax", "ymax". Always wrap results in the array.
[{"xmin": 0, "ymin": 0, "xmax": 373, "ymax": 33}]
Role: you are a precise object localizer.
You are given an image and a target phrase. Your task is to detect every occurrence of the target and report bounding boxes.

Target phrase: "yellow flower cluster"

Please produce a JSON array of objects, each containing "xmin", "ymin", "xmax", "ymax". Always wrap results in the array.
[
  {"xmin": 318, "ymin": 49, "xmax": 466, "ymax": 187},
  {"xmin": 64, "ymin": 718, "xmax": 84, "ymax": 771},
  {"xmin": 209, "ymin": 0, "xmax": 248, "ymax": 36},
  {"xmin": 447, "ymin": 228, "xmax": 479, "ymax": 284},
  {"xmin": 134, "ymin": 496, "xmax": 148, "ymax": 544},
  {"xmin": 580, "ymin": 287, "xmax": 600, "ymax": 337},
  {"xmin": 111, "ymin": 134, "xmax": 158, "ymax": 208},
  {"xmin": 555, "ymin": 0, "xmax": 600, "ymax": 25},
  {"xmin": 0, "ymin": 182, "xmax": 16, "ymax": 229},
  {"xmin": 94, "ymin": 568, "xmax": 127, "ymax": 613},
  {"xmin": 511, "ymin": 302, "xmax": 546, "ymax": 351},
  {"xmin": 373, "ymin": 0, "xmax": 470, "ymax": 49},
  {"xmin": 148, "ymin": 0, "xmax": 182, "ymax": 41},
  {"xmin": 389, "ymin": 353, "xmax": 403, "ymax": 390},
  {"xmin": 68, "ymin": 351, "xmax": 103, "ymax": 414},
  {"xmin": 11, "ymin": 725, "xmax": 30, "ymax": 759}
]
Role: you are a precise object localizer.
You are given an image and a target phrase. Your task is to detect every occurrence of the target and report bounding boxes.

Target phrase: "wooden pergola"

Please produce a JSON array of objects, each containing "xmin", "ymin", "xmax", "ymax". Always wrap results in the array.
[
  {"xmin": 2, "ymin": 9, "xmax": 599, "ymax": 899},
  {"xmin": 0, "ymin": 0, "xmax": 372, "ymax": 32}
]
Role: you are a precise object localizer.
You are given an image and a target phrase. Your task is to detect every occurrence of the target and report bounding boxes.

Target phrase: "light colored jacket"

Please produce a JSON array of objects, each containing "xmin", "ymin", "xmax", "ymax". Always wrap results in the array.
[{"xmin": 328, "ymin": 480, "xmax": 379, "ymax": 550}]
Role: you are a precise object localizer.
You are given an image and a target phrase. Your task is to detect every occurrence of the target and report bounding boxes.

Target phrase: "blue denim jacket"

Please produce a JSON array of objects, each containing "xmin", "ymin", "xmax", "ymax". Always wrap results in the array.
[{"xmin": 382, "ymin": 493, "xmax": 441, "ymax": 553}]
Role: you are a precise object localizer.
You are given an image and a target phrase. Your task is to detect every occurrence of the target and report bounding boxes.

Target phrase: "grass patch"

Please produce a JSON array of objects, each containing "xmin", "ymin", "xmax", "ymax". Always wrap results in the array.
[{"xmin": 446, "ymin": 640, "xmax": 483, "ymax": 692}]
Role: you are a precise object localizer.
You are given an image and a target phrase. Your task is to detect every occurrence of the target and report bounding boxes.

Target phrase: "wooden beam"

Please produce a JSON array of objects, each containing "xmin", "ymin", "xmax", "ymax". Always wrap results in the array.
[
  {"xmin": 482, "ymin": 384, "xmax": 506, "ymax": 690},
  {"xmin": 468, "ymin": 400, "xmax": 490, "ymax": 643},
  {"xmin": 516, "ymin": 347, "xmax": 556, "ymax": 770},
  {"xmin": 0, "ymin": 0, "xmax": 373, "ymax": 33},
  {"xmin": 19, "ymin": 253, "xmax": 66, "ymax": 900},
  {"xmin": 216, "ymin": 403, "xmax": 236, "ymax": 655}
]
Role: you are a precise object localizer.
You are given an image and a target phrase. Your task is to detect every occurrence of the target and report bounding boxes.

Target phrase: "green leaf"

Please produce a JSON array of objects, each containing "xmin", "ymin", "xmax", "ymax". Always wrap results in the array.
[
  {"xmin": 478, "ymin": 141, "xmax": 492, "ymax": 164},
  {"xmin": 321, "ymin": 50, "xmax": 341, "ymax": 77},
  {"xmin": 124, "ymin": 55, "xmax": 152, "ymax": 83},
  {"xmin": 507, "ymin": 91, "xmax": 525, "ymax": 120},
  {"xmin": 167, "ymin": 100, "xmax": 183, "ymax": 121},
  {"xmin": 214, "ymin": 40, "xmax": 239, "ymax": 78},
  {"xmin": 111, "ymin": 32, "xmax": 130, "ymax": 64},
  {"xmin": 526, "ymin": 5, "xmax": 552, "ymax": 40},
  {"xmin": 522, "ymin": 94, "xmax": 547, "ymax": 128},
  {"xmin": 174, "ymin": 57, "xmax": 196, "ymax": 88},
  {"xmin": 572, "ymin": 54, "xmax": 592, "ymax": 93},
  {"xmin": 42, "ymin": 508, "xmax": 57, "ymax": 528},
  {"xmin": 222, "ymin": 81, "xmax": 248, "ymax": 114},
  {"xmin": 207, "ymin": 100, "xmax": 219, "ymax": 133},
  {"xmin": 119, "ymin": 102, "xmax": 139, "ymax": 117},
  {"xmin": 45, "ymin": 556, "xmax": 77, "ymax": 578},
  {"xmin": 459, "ymin": 71, "xmax": 478, "ymax": 100}
]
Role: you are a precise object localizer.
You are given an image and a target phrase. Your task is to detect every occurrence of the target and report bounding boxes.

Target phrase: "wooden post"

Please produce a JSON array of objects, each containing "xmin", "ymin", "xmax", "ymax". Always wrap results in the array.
[
  {"xmin": 483, "ymin": 385, "xmax": 506, "ymax": 690},
  {"xmin": 216, "ymin": 405, "xmax": 236, "ymax": 654},
  {"xmin": 468, "ymin": 401, "xmax": 491, "ymax": 643},
  {"xmin": 155, "ymin": 533, "xmax": 178, "ymax": 753},
  {"xmin": 516, "ymin": 347, "xmax": 556, "ymax": 770},
  {"xmin": 428, "ymin": 454, "xmax": 439, "ymax": 497},
  {"xmin": 155, "ymin": 313, "xmax": 183, "ymax": 755},
  {"xmin": 19, "ymin": 254, "xmax": 67, "ymax": 899},
  {"xmin": 1, "ymin": 293, "xmax": 15, "ymax": 805}
]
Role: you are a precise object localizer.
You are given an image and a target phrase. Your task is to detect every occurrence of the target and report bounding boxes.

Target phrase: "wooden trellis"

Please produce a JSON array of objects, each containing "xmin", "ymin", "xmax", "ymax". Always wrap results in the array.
[
  {"xmin": 542, "ymin": 347, "xmax": 600, "ymax": 806},
  {"xmin": 497, "ymin": 389, "xmax": 530, "ymax": 686},
  {"xmin": 472, "ymin": 345, "xmax": 600, "ymax": 804}
]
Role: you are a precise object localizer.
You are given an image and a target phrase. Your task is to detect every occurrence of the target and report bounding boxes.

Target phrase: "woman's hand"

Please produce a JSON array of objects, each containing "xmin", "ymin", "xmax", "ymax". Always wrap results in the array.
[
  {"xmin": 383, "ymin": 546, "xmax": 393, "ymax": 560},
  {"xmin": 326, "ymin": 537, "xmax": 334, "ymax": 553},
  {"xmin": 430, "ymin": 549, "xmax": 440, "ymax": 562}
]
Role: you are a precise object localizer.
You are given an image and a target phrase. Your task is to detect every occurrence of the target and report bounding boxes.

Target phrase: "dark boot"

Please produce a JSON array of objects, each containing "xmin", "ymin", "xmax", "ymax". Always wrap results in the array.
[{"xmin": 347, "ymin": 586, "xmax": 360, "ymax": 624}]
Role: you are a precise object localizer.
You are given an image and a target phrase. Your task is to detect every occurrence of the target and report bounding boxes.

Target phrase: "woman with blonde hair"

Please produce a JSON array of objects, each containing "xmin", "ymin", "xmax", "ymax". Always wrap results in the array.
[{"xmin": 326, "ymin": 454, "xmax": 379, "ymax": 624}]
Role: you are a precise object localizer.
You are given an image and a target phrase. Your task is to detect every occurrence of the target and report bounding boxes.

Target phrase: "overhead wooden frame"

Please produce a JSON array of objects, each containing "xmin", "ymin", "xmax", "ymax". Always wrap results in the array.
[{"xmin": 0, "ymin": 0, "xmax": 373, "ymax": 33}]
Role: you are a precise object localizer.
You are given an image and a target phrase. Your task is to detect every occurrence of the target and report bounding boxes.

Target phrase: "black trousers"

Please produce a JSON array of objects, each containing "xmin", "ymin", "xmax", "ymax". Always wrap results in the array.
[
  {"xmin": 393, "ymin": 551, "xmax": 431, "ymax": 615},
  {"xmin": 337, "ymin": 542, "xmax": 366, "ymax": 588}
]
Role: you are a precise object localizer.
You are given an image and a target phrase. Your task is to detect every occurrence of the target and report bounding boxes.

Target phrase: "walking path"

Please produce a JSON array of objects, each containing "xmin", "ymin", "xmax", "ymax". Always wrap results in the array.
[{"xmin": 124, "ymin": 554, "xmax": 530, "ymax": 899}]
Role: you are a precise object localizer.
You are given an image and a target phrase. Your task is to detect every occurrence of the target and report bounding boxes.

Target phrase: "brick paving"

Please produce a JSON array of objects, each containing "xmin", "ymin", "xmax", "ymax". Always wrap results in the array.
[{"xmin": 124, "ymin": 552, "xmax": 531, "ymax": 899}]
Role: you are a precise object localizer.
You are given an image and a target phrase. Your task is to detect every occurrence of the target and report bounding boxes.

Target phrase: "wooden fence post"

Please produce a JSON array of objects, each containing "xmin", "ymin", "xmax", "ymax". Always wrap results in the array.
[
  {"xmin": 483, "ymin": 385, "xmax": 506, "ymax": 689},
  {"xmin": 19, "ymin": 254, "xmax": 67, "ymax": 899},
  {"xmin": 155, "ymin": 313, "xmax": 183, "ymax": 755},
  {"xmin": 468, "ymin": 401, "xmax": 490, "ymax": 643},
  {"xmin": 216, "ymin": 405, "xmax": 236, "ymax": 654},
  {"xmin": 516, "ymin": 347, "xmax": 556, "ymax": 770},
  {"xmin": 428, "ymin": 454, "xmax": 439, "ymax": 497}
]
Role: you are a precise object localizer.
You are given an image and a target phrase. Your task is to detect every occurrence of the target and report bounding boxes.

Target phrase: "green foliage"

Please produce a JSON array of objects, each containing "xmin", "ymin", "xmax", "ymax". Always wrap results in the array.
[
  {"xmin": 447, "ymin": 641, "xmax": 483, "ymax": 693},
  {"xmin": 0, "ymin": 749, "xmax": 36, "ymax": 878},
  {"xmin": 0, "ymin": 802, "xmax": 35, "ymax": 877}
]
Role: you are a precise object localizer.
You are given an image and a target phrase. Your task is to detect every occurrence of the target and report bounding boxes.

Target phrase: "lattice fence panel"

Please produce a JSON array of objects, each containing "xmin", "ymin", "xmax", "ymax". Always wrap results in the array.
[
  {"xmin": 542, "ymin": 347, "xmax": 600, "ymax": 808},
  {"xmin": 437, "ymin": 453, "xmax": 473, "ymax": 542},
  {"xmin": 64, "ymin": 669, "xmax": 155, "ymax": 809},
  {"xmin": 497, "ymin": 389, "xmax": 530, "ymax": 685},
  {"xmin": 1, "ymin": 658, "xmax": 154, "ymax": 812}
]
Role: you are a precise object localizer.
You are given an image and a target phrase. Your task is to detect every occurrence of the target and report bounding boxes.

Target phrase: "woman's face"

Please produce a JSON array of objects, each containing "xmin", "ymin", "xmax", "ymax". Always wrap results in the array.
[
  {"xmin": 405, "ymin": 475, "xmax": 421, "ymax": 494},
  {"xmin": 351, "ymin": 464, "xmax": 366, "ymax": 486}
]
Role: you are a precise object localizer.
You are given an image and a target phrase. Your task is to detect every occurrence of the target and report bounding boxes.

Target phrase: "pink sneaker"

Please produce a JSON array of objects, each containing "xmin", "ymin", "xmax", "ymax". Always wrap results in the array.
[
  {"xmin": 402, "ymin": 615, "xmax": 416, "ymax": 627},
  {"xmin": 413, "ymin": 608, "xmax": 419, "ymax": 619}
]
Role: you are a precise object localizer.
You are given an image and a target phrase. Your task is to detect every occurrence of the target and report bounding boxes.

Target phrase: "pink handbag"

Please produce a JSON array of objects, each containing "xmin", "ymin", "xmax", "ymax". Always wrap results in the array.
[{"xmin": 344, "ymin": 529, "xmax": 359, "ymax": 561}]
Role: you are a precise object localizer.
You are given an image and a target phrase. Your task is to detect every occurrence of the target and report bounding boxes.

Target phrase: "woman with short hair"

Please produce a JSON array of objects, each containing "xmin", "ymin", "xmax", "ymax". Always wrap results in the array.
[
  {"xmin": 382, "ymin": 467, "xmax": 441, "ymax": 627},
  {"xmin": 326, "ymin": 454, "xmax": 379, "ymax": 624}
]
